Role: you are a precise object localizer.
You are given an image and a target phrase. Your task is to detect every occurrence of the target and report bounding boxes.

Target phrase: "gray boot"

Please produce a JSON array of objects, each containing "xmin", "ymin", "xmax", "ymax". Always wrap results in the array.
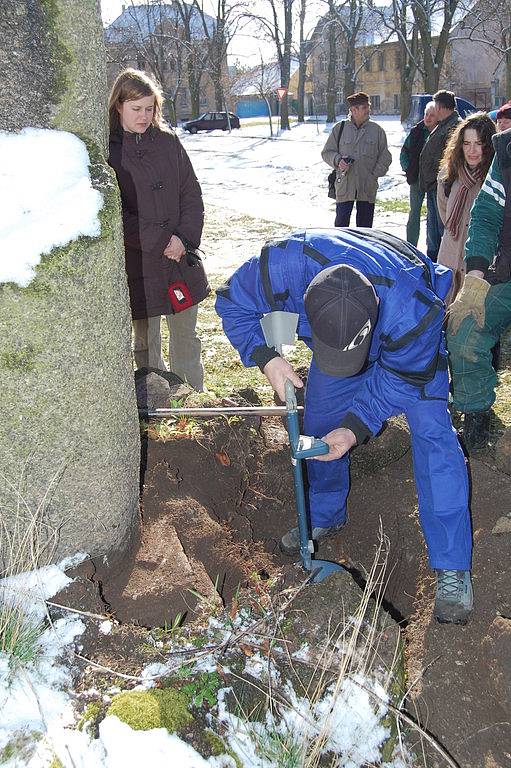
[
  {"xmin": 433, "ymin": 570, "xmax": 473, "ymax": 625},
  {"xmin": 280, "ymin": 522, "xmax": 345, "ymax": 555}
]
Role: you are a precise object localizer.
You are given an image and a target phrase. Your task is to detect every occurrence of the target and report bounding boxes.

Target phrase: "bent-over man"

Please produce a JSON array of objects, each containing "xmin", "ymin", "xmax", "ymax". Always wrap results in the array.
[{"xmin": 216, "ymin": 228, "xmax": 473, "ymax": 625}]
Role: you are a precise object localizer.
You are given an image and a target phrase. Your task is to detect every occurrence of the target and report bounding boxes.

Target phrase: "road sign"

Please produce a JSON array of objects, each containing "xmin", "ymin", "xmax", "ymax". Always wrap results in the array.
[{"xmin": 276, "ymin": 87, "xmax": 288, "ymax": 101}]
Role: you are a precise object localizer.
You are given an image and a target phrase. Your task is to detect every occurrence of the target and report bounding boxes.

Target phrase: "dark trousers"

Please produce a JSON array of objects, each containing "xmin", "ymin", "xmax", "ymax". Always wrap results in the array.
[
  {"xmin": 335, "ymin": 200, "xmax": 375, "ymax": 228},
  {"xmin": 426, "ymin": 186, "xmax": 444, "ymax": 262}
]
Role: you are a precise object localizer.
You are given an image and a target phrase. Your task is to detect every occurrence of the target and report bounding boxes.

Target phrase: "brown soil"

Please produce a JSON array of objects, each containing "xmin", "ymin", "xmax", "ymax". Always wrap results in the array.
[{"xmin": 61, "ymin": 414, "xmax": 511, "ymax": 767}]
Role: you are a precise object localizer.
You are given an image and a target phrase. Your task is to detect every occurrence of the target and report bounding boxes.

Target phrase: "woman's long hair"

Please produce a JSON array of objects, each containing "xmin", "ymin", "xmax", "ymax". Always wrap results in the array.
[
  {"xmin": 439, "ymin": 111, "xmax": 496, "ymax": 187},
  {"xmin": 108, "ymin": 68, "xmax": 169, "ymax": 133}
]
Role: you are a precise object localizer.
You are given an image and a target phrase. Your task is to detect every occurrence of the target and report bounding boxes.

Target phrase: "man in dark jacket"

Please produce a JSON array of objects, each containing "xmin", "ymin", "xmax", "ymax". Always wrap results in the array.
[
  {"xmin": 419, "ymin": 90, "xmax": 461, "ymax": 261},
  {"xmin": 216, "ymin": 228, "xmax": 473, "ymax": 625},
  {"xmin": 400, "ymin": 101, "xmax": 438, "ymax": 246}
]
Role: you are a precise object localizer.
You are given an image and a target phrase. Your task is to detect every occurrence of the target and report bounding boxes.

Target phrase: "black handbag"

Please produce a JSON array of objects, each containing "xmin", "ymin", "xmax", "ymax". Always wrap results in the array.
[
  {"xmin": 167, "ymin": 248, "xmax": 210, "ymax": 313},
  {"xmin": 327, "ymin": 120, "xmax": 346, "ymax": 199}
]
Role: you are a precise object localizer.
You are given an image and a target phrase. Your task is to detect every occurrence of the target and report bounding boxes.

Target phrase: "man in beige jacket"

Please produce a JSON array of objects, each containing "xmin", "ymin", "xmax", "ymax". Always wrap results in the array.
[{"xmin": 322, "ymin": 92, "xmax": 392, "ymax": 227}]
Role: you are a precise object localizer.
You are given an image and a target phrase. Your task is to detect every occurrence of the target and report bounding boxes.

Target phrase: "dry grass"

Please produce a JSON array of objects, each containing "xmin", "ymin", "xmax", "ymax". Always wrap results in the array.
[{"xmin": 0, "ymin": 465, "xmax": 59, "ymax": 664}]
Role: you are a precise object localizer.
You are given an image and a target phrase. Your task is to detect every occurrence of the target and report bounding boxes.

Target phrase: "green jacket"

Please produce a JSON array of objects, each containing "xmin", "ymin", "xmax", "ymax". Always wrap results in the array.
[{"xmin": 465, "ymin": 157, "xmax": 505, "ymax": 273}]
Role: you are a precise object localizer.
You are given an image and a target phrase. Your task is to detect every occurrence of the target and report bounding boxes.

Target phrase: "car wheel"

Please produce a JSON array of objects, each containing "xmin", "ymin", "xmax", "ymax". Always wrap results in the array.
[{"xmin": 189, "ymin": 126, "xmax": 198, "ymax": 134}]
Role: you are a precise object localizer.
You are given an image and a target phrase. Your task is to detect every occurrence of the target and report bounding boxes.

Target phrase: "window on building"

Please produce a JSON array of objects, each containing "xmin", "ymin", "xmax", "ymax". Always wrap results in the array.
[
  {"xmin": 199, "ymin": 92, "xmax": 208, "ymax": 107},
  {"xmin": 371, "ymin": 95, "xmax": 381, "ymax": 110},
  {"xmin": 179, "ymin": 92, "xmax": 188, "ymax": 109},
  {"xmin": 319, "ymin": 54, "xmax": 327, "ymax": 74},
  {"xmin": 364, "ymin": 56, "xmax": 371, "ymax": 72},
  {"xmin": 336, "ymin": 87, "xmax": 343, "ymax": 103},
  {"xmin": 394, "ymin": 93, "xmax": 400, "ymax": 110},
  {"xmin": 378, "ymin": 52, "xmax": 385, "ymax": 71},
  {"xmin": 395, "ymin": 49, "xmax": 401, "ymax": 69}
]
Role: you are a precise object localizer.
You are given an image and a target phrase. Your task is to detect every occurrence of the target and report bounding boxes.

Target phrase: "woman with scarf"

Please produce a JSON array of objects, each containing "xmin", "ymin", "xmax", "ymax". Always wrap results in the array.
[{"xmin": 437, "ymin": 112, "xmax": 496, "ymax": 304}]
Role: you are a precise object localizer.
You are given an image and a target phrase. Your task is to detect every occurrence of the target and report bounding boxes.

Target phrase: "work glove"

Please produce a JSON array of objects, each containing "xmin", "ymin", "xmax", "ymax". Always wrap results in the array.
[{"xmin": 447, "ymin": 274, "xmax": 490, "ymax": 336}]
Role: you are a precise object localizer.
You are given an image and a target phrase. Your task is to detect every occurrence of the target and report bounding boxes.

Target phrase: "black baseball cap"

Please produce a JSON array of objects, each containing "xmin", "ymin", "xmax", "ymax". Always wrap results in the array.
[{"xmin": 304, "ymin": 265, "xmax": 379, "ymax": 377}]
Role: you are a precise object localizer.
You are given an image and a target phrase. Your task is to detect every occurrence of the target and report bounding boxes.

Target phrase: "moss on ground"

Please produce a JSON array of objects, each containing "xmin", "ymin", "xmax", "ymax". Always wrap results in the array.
[
  {"xmin": 107, "ymin": 688, "xmax": 193, "ymax": 732},
  {"xmin": 77, "ymin": 700, "xmax": 104, "ymax": 736}
]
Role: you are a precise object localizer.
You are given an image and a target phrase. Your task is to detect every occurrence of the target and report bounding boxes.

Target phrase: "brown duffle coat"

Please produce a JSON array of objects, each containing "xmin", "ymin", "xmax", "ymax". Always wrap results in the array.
[{"xmin": 109, "ymin": 125, "xmax": 204, "ymax": 320}]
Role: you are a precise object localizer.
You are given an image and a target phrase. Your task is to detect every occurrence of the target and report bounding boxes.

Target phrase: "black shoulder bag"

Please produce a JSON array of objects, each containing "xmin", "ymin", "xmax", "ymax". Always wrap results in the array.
[{"xmin": 327, "ymin": 120, "xmax": 345, "ymax": 199}]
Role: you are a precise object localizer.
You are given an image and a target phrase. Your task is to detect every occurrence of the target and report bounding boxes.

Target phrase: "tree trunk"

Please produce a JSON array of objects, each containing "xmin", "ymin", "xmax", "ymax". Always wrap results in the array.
[
  {"xmin": 0, "ymin": 0, "xmax": 140, "ymax": 564},
  {"xmin": 297, "ymin": 0, "xmax": 307, "ymax": 123},
  {"xmin": 343, "ymin": 40, "xmax": 356, "ymax": 102},
  {"xmin": 326, "ymin": 17, "xmax": 337, "ymax": 123},
  {"xmin": 188, "ymin": 59, "xmax": 201, "ymax": 117}
]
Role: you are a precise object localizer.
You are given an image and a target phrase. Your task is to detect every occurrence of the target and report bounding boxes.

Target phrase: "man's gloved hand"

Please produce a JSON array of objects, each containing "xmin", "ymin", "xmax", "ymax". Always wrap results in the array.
[
  {"xmin": 448, "ymin": 273, "xmax": 490, "ymax": 336},
  {"xmin": 263, "ymin": 356, "xmax": 303, "ymax": 402}
]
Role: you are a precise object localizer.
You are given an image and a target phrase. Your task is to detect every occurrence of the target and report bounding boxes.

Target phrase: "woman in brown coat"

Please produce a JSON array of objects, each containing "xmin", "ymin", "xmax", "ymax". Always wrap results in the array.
[
  {"xmin": 108, "ymin": 69, "xmax": 205, "ymax": 390},
  {"xmin": 437, "ymin": 112, "xmax": 495, "ymax": 304}
]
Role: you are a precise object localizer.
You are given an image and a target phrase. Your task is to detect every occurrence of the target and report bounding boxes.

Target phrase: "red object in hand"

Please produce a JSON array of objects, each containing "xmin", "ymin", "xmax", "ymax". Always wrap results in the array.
[{"xmin": 168, "ymin": 280, "xmax": 193, "ymax": 312}]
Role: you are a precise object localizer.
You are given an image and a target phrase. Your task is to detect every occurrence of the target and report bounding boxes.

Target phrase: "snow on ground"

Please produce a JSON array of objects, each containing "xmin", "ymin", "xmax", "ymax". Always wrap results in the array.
[
  {"xmin": 0, "ymin": 128, "xmax": 103, "ymax": 286},
  {"xmin": 179, "ymin": 116, "xmax": 423, "ymax": 272},
  {"xmin": 0, "ymin": 557, "xmax": 410, "ymax": 767}
]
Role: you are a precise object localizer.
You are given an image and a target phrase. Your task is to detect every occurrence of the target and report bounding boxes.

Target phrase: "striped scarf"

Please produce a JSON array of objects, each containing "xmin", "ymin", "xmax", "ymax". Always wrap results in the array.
[{"xmin": 445, "ymin": 163, "xmax": 483, "ymax": 241}]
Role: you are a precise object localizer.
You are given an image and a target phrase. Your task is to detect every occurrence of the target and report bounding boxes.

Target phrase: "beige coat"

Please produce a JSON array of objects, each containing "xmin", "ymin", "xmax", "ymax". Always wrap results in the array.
[
  {"xmin": 437, "ymin": 174, "xmax": 481, "ymax": 303},
  {"xmin": 322, "ymin": 118, "xmax": 392, "ymax": 204}
]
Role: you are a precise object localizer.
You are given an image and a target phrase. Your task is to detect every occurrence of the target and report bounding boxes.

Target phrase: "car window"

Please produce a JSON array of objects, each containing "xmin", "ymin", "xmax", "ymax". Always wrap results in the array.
[{"xmin": 203, "ymin": 113, "xmax": 213, "ymax": 120}]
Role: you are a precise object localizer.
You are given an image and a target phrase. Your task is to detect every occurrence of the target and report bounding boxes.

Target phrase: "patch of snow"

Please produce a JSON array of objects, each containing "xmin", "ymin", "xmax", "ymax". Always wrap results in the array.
[
  {"xmin": 291, "ymin": 642, "xmax": 310, "ymax": 661},
  {"xmin": 99, "ymin": 619, "xmax": 113, "ymax": 635},
  {"xmin": 0, "ymin": 128, "xmax": 103, "ymax": 286},
  {"xmin": 216, "ymin": 671, "xmax": 390, "ymax": 768},
  {"xmin": 47, "ymin": 716, "xmax": 235, "ymax": 768}
]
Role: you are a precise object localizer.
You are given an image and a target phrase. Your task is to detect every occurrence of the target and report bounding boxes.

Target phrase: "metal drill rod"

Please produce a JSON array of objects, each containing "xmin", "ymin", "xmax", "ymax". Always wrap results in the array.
[{"xmin": 140, "ymin": 405, "xmax": 304, "ymax": 419}]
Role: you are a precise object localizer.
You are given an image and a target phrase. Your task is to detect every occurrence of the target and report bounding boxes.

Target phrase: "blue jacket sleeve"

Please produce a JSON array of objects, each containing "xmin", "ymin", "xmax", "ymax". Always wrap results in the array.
[
  {"xmin": 215, "ymin": 254, "xmax": 293, "ymax": 369},
  {"xmin": 340, "ymin": 291, "xmax": 445, "ymax": 442}
]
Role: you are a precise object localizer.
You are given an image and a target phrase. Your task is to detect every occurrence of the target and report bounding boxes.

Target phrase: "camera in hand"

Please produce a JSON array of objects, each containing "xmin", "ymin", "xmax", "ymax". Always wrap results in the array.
[{"xmin": 341, "ymin": 156, "xmax": 355, "ymax": 164}]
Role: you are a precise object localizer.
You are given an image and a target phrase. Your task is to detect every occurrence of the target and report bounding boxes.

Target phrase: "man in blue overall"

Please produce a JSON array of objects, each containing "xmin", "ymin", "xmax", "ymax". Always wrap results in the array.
[{"xmin": 215, "ymin": 228, "xmax": 473, "ymax": 624}]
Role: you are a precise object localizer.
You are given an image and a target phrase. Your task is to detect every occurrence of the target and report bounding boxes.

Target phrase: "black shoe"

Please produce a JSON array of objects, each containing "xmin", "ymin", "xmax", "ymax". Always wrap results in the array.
[{"xmin": 463, "ymin": 410, "xmax": 490, "ymax": 451}]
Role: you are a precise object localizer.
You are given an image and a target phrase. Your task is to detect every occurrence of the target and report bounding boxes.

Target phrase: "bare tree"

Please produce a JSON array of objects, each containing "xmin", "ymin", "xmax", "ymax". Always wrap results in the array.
[
  {"xmin": 105, "ymin": 0, "xmax": 213, "ymax": 124},
  {"xmin": 296, "ymin": 0, "xmax": 308, "ymax": 121},
  {"xmin": 231, "ymin": 58, "xmax": 278, "ymax": 134},
  {"xmin": 245, "ymin": 0, "xmax": 296, "ymax": 130},
  {"xmin": 411, "ymin": 0, "xmax": 462, "ymax": 92},
  {"xmin": 455, "ymin": 0, "xmax": 511, "ymax": 102},
  {"xmin": 326, "ymin": 0, "xmax": 365, "ymax": 103},
  {"xmin": 193, "ymin": 0, "xmax": 246, "ymax": 111},
  {"xmin": 371, "ymin": 0, "xmax": 419, "ymax": 120}
]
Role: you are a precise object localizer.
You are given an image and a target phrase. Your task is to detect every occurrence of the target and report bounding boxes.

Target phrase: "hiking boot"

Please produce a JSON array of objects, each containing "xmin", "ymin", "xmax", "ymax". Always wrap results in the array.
[
  {"xmin": 433, "ymin": 570, "xmax": 473, "ymax": 625},
  {"xmin": 280, "ymin": 522, "xmax": 345, "ymax": 555},
  {"xmin": 463, "ymin": 410, "xmax": 490, "ymax": 451}
]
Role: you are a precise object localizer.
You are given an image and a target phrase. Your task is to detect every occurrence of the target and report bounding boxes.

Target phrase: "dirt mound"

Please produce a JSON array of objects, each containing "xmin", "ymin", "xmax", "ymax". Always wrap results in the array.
[{"xmin": 58, "ymin": 414, "xmax": 511, "ymax": 766}]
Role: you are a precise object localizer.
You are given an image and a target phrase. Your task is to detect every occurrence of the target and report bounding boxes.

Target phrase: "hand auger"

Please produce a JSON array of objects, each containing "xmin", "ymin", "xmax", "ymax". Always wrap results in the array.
[{"xmin": 284, "ymin": 379, "xmax": 345, "ymax": 583}]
